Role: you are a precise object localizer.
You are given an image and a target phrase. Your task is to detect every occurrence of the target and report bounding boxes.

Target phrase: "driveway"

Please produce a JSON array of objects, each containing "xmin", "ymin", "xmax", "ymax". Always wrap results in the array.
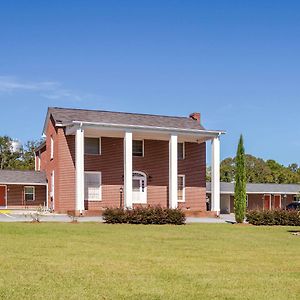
[{"xmin": 0, "ymin": 211, "xmax": 236, "ymax": 224}]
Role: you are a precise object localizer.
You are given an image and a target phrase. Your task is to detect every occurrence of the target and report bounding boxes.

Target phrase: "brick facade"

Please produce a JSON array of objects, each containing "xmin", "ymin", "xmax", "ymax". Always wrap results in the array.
[{"xmin": 39, "ymin": 121, "xmax": 207, "ymax": 213}]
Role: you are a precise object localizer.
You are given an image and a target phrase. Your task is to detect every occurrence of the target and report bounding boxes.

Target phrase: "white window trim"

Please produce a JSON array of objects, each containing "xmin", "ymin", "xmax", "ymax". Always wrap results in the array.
[
  {"xmin": 51, "ymin": 171, "xmax": 55, "ymax": 199},
  {"xmin": 24, "ymin": 186, "xmax": 35, "ymax": 202},
  {"xmin": 84, "ymin": 137, "xmax": 102, "ymax": 155},
  {"xmin": 38, "ymin": 150, "xmax": 41, "ymax": 170},
  {"xmin": 178, "ymin": 142, "xmax": 185, "ymax": 160},
  {"xmin": 177, "ymin": 174, "xmax": 185, "ymax": 202},
  {"xmin": 50, "ymin": 136, "xmax": 54, "ymax": 160},
  {"xmin": 85, "ymin": 171, "xmax": 102, "ymax": 201},
  {"xmin": 133, "ymin": 140, "xmax": 144, "ymax": 157}
]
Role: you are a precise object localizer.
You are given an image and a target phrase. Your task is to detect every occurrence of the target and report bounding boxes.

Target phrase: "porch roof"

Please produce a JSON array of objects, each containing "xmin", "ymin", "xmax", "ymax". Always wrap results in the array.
[
  {"xmin": 206, "ymin": 182, "xmax": 300, "ymax": 195},
  {"xmin": 0, "ymin": 170, "xmax": 47, "ymax": 185}
]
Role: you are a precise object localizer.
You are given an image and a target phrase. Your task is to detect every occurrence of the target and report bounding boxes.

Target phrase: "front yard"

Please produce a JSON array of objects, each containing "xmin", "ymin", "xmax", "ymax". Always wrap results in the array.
[{"xmin": 0, "ymin": 223, "xmax": 299, "ymax": 299}]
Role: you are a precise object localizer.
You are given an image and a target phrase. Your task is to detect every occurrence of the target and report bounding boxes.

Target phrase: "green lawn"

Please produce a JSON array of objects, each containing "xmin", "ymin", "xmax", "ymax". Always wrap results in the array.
[{"xmin": 0, "ymin": 223, "xmax": 299, "ymax": 300}]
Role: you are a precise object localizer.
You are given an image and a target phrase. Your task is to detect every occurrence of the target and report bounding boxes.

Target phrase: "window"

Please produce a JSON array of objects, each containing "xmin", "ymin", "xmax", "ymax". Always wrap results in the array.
[
  {"xmin": 50, "ymin": 136, "xmax": 54, "ymax": 159},
  {"xmin": 24, "ymin": 187, "xmax": 35, "ymax": 201},
  {"xmin": 178, "ymin": 175, "xmax": 185, "ymax": 202},
  {"xmin": 133, "ymin": 140, "xmax": 144, "ymax": 157},
  {"xmin": 36, "ymin": 151, "xmax": 41, "ymax": 171},
  {"xmin": 178, "ymin": 142, "xmax": 185, "ymax": 160},
  {"xmin": 51, "ymin": 171, "xmax": 55, "ymax": 198},
  {"xmin": 85, "ymin": 172, "xmax": 102, "ymax": 201},
  {"xmin": 85, "ymin": 137, "xmax": 101, "ymax": 155}
]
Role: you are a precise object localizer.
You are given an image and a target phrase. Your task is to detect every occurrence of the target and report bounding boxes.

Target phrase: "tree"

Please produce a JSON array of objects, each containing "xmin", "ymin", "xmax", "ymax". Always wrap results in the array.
[
  {"xmin": 0, "ymin": 136, "xmax": 43, "ymax": 170},
  {"xmin": 234, "ymin": 135, "xmax": 247, "ymax": 223},
  {"xmin": 220, "ymin": 157, "xmax": 235, "ymax": 182},
  {"xmin": 0, "ymin": 136, "xmax": 20, "ymax": 170}
]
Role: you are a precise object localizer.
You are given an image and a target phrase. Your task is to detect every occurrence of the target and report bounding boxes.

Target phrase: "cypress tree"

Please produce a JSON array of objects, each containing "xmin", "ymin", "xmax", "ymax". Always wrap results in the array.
[{"xmin": 234, "ymin": 135, "xmax": 247, "ymax": 223}]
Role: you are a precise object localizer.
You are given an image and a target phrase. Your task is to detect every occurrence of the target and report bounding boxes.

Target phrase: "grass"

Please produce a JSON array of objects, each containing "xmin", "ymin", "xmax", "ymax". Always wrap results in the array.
[{"xmin": 0, "ymin": 223, "xmax": 299, "ymax": 300}]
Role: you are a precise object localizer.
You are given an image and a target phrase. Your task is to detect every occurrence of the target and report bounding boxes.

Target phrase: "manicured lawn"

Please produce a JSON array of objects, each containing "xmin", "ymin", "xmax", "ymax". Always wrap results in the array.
[{"xmin": 0, "ymin": 223, "xmax": 299, "ymax": 300}]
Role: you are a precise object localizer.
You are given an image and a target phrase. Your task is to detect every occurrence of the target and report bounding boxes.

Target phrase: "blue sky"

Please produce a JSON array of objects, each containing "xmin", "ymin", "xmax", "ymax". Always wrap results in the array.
[{"xmin": 0, "ymin": 1, "xmax": 300, "ymax": 165}]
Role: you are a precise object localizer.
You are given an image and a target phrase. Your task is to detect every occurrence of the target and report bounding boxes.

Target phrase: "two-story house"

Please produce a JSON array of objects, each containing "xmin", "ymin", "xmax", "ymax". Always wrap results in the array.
[{"xmin": 34, "ymin": 107, "xmax": 224, "ymax": 215}]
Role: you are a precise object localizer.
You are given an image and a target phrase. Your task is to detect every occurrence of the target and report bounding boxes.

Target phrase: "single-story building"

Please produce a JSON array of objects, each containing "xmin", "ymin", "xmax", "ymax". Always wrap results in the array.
[
  {"xmin": 0, "ymin": 170, "xmax": 47, "ymax": 209},
  {"xmin": 206, "ymin": 182, "xmax": 300, "ymax": 213}
]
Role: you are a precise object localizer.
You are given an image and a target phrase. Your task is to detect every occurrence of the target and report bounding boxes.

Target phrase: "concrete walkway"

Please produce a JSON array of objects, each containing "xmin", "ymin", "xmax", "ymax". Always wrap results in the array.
[{"xmin": 0, "ymin": 210, "xmax": 236, "ymax": 224}]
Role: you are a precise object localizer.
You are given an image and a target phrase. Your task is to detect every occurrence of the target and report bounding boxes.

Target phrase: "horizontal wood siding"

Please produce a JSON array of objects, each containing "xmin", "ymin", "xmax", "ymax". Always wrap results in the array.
[{"xmin": 7, "ymin": 185, "xmax": 46, "ymax": 207}]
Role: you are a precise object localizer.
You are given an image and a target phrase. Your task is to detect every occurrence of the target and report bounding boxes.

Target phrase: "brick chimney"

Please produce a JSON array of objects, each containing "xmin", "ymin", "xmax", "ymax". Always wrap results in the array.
[{"xmin": 189, "ymin": 112, "xmax": 201, "ymax": 124}]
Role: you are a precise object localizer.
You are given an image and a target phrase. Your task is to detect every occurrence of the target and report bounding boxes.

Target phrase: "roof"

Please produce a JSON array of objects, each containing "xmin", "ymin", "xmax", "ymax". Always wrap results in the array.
[
  {"xmin": 206, "ymin": 182, "xmax": 300, "ymax": 195},
  {"xmin": 0, "ymin": 170, "xmax": 47, "ymax": 185},
  {"xmin": 46, "ymin": 107, "xmax": 207, "ymax": 132}
]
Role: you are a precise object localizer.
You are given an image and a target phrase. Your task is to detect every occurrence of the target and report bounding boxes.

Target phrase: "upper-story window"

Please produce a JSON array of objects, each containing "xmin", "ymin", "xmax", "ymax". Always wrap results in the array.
[
  {"xmin": 178, "ymin": 142, "xmax": 185, "ymax": 160},
  {"xmin": 50, "ymin": 136, "xmax": 54, "ymax": 160},
  {"xmin": 85, "ymin": 137, "xmax": 101, "ymax": 155},
  {"xmin": 133, "ymin": 140, "xmax": 144, "ymax": 157}
]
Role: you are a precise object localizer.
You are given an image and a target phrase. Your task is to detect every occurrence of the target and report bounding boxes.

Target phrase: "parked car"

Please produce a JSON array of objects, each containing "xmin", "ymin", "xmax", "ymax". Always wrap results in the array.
[{"xmin": 286, "ymin": 202, "xmax": 300, "ymax": 210}]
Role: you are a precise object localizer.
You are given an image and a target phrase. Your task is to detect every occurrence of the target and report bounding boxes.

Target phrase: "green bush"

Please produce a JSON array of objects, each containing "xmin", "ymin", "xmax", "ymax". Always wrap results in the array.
[
  {"xmin": 103, "ymin": 206, "xmax": 186, "ymax": 225},
  {"xmin": 246, "ymin": 210, "xmax": 300, "ymax": 226}
]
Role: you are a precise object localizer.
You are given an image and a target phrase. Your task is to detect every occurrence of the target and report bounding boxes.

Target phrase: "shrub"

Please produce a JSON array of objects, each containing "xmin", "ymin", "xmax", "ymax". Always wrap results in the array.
[
  {"xmin": 246, "ymin": 210, "xmax": 300, "ymax": 226},
  {"xmin": 103, "ymin": 206, "xmax": 186, "ymax": 225}
]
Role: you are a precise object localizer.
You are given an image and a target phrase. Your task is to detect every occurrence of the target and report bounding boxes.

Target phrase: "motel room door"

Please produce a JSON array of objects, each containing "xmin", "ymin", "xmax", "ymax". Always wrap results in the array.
[
  {"xmin": 272, "ymin": 195, "xmax": 281, "ymax": 209},
  {"xmin": 264, "ymin": 195, "xmax": 271, "ymax": 210},
  {"xmin": 0, "ymin": 186, "xmax": 6, "ymax": 207}
]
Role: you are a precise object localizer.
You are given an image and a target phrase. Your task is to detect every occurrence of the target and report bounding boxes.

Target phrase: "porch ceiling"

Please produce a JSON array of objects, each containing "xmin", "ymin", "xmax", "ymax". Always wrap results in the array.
[{"xmin": 67, "ymin": 123, "xmax": 222, "ymax": 143}]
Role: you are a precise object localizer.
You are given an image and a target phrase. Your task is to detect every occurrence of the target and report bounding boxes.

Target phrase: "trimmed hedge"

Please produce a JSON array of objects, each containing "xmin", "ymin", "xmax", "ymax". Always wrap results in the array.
[
  {"xmin": 103, "ymin": 206, "xmax": 186, "ymax": 225},
  {"xmin": 246, "ymin": 210, "xmax": 300, "ymax": 226}
]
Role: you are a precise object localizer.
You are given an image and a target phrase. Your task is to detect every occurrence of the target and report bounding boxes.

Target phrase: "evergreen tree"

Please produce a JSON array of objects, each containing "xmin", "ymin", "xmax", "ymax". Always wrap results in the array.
[{"xmin": 234, "ymin": 135, "xmax": 247, "ymax": 223}]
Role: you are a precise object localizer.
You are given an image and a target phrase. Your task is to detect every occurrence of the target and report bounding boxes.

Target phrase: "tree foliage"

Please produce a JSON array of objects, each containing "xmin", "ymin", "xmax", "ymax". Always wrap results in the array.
[
  {"xmin": 0, "ymin": 136, "xmax": 42, "ymax": 170},
  {"xmin": 219, "ymin": 154, "xmax": 300, "ymax": 184},
  {"xmin": 234, "ymin": 135, "xmax": 247, "ymax": 223}
]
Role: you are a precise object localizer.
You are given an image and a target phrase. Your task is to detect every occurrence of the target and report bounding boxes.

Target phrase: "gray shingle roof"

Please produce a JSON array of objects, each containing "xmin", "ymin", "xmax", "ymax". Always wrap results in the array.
[
  {"xmin": 206, "ymin": 182, "xmax": 300, "ymax": 195},
  {"xmin": 48, "ymin": 107, "xmax": 206, "ymax": 130},
  {"xmin": 0, "ymin": 170, "xmax": 47, "ymax": 185}
]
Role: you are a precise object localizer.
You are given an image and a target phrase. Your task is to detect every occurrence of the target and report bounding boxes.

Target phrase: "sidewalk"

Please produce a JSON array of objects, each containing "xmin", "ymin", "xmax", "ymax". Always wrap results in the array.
[{"xmin": 0, "ymin": 210, "xmax": 235, "ymax": 224}]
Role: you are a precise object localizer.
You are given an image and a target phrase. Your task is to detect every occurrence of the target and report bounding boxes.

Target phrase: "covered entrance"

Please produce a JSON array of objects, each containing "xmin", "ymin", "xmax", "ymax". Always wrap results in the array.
[{"xmin": 132, "ymin": 171, "xmax": 147, "ymax": 204}]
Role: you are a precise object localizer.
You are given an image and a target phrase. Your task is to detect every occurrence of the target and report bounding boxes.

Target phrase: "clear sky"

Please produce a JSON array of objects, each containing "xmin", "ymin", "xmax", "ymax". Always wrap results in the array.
[{"xmin": 0, "ymin": 1, "xmax": 299, "ymax": 165}]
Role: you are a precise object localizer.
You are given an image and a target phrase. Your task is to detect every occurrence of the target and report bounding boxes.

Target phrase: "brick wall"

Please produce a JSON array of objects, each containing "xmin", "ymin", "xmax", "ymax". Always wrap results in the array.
[
  {"xmin": 40, "ymin": 123, "xmax": 207, "ymax": 212},
  {"xmin": 85, "ymin": 138, "xmax": 206, "ymax": 211}
]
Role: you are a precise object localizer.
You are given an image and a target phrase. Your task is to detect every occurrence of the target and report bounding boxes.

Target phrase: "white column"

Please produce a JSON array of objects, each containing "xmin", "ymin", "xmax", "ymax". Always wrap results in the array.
[
  {"xmin": 211, "ymin": 136, "xmax": 220, "ymax": 214},
  {"xmin": 124, "ymin": 131, "xmax": 133, "ymax": 209},
  {"xmin": 76, "ymin": 126, "xmax": 85, "ymax": 213},
  {"xmin": 169, "ymin": 134, "xmax": 178, "ymax": 209}
]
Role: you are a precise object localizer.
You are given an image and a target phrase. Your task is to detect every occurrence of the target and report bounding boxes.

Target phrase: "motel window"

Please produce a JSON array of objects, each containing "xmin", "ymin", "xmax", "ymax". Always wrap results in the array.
[
  {"xmin": 24, "ymin": 187, "xmax": 35, "ymax": 201},
  {"xmin": 133, "ymin": 140, "xmax": 144, "ymax": 157},
  {"xmin": 50, "ymin": 136, "xmax": 54, "ymax": 160},
  {"xmin": 178, "ymin": 142, "xmax": 185, "ymax": 160},
  {"xmin": 85, "ymin": 172, "xmax": 102, "ymax": 201},
  {"xmin": 178, "ymin": 175, "xmax": 185, "ymax": 202},
  {"xmin": 85, "ymin": 137, "xmax": 101, "ymax": 155}
]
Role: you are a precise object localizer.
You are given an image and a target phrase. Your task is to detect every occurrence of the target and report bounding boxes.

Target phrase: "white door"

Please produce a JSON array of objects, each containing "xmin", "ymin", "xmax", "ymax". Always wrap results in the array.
[{"xmin": 132, "ymin": 172, "xmax": 147, "ymax": 204}]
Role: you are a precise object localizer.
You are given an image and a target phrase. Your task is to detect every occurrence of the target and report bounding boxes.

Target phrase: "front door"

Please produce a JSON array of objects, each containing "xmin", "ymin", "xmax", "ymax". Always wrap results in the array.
[
  {"xmin": 132, "ymin": 172, "xmax": 147, "ymax": 204},
  {"xmin": 264, "ymin": 195, "xmax": 271, "ymax": 210},
  {"xmin": 0, "ymin": 186, "xmax": 6, "ymax": 207},
  {"xmin": 274, "ymin": 195, "xmax": 281, "ymax": 209}
]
